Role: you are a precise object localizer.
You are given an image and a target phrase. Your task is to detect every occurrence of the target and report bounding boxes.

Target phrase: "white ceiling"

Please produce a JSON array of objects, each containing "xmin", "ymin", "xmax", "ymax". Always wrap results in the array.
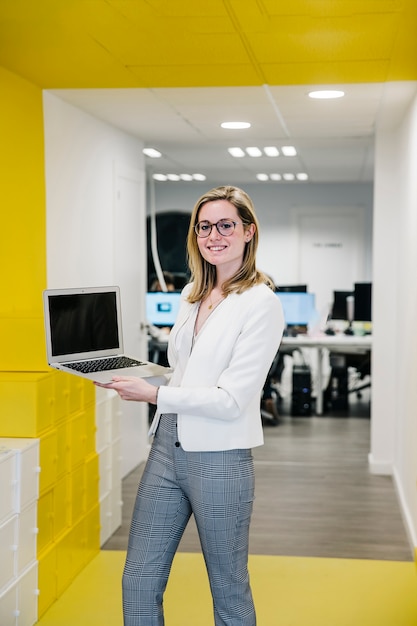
[{"xmin": 49, "ymin": 81, "xmax": 416, "ymax": 185}]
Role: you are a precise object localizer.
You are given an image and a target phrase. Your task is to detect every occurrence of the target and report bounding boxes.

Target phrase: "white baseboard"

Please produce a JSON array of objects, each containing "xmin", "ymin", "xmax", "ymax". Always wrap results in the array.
[
  {"xmin": 392, "ymin": 467, "xmax": 417, "ymax": 555},
  {"xmin": 367, "ymin": 452, "xmax": 392, "ymax": 475},
  {"xmin": 368, "ymin": 454, "xmax": 416, "ymax": 557}
]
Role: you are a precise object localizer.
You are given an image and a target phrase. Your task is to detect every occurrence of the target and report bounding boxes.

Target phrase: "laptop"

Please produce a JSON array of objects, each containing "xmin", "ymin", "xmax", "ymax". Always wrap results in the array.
[{"xmin": 43, "ymin": 286, "xmax": 171, "ymax": 383}]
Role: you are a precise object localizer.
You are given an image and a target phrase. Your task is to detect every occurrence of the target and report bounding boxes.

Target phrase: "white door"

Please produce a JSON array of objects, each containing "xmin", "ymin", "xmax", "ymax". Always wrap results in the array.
[
  {"xmin": 295, "ymin": 210, "xmax": 365, "ymax": 318},
  {"xmin": 113, "ymin": 162, "xmax": 149, "ymax": 476}
]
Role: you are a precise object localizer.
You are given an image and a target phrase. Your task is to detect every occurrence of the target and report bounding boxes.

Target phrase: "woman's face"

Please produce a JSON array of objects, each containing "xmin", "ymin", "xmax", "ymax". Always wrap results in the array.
[{"xmin": 196, "ymin": 199, "xmax": 255, "ymax": 277}]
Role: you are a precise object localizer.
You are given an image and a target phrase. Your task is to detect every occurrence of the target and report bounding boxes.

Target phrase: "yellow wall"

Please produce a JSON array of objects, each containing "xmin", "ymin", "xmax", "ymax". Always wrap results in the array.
[
  {"xmin": 0, "ymin": 66, "xmax": 46, "ymax": 370},
  {"xmin": 0, "ymin": 67, "xmax": 100, "ymax": 616}
]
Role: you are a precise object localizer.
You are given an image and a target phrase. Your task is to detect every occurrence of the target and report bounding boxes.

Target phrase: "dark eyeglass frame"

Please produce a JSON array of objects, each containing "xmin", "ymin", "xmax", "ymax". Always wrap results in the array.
[{"xmin": 194, "ymin": 218, "xmax": 245, "ymax": 238}]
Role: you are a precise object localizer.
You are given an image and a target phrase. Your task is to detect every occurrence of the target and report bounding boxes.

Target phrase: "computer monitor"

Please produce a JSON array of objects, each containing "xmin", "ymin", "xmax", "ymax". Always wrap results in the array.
[
  {"xmin": 277, "ymin": 284, "xmax": 307, "ymax": 293},
  {"xmin": 331, "ymin": 290, "xmax": 353, "ymax": 320},
  {"xmin": 276, "ymin": 292, "xmax": 317, "ymax": 326},
  {"xmin": 354, "ymin": 282, "xmax": 372, "ymax": 322},
  {"xmin": 146, "ymin": 291, "xmax": 181, "ymax": 327}
]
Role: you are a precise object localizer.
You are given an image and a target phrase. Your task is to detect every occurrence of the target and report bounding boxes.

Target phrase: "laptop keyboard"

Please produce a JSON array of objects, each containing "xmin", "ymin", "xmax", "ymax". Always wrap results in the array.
[{"xmin": 65, "ymin": 356, "xmax": 146, "ymax": 373}]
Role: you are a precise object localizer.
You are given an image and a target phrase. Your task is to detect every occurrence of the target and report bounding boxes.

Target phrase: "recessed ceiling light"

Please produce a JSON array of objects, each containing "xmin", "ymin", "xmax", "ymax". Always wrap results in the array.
[
  {"xmin": 296, "ymin": 173, "xmax": 309, "ymax": 181},
  {"xmin": 270, "ymin": 173, "xmax": 282, "ymax": 181},
  {"xmin": 283, "ymin": 173, "xmax": 295, "ymax": 181},
  {"xmin": 264, "ymin": 146, "xmax": 279, "ymax": 157},
  {"xmin": 308, "ymin": 90, "xmax": 345, "ymax": 99},
  {"xmin": 221, "ymin": 121, "xmax": 251, "ymax": 129},
  {"xmin": 153, "ymin": 173, "xmax": 206, "ymax": 182},
  {"xmin": 143, "ymin": 148, "xmax": 162, "ymax": 158},
  {"xmin": 281, "ymin": 146, "xmax": 297, "ymax": 157},
  {"xmin": 246, "ymin": 147, "xmax": 262, "ymax": 157},
  {"xmin": 228, "ymin": 147, "xmax": 246, "ymax": 158},
  {"xmin": 256, "ymin": 174, "xmax": 269, "ymax": 181}
]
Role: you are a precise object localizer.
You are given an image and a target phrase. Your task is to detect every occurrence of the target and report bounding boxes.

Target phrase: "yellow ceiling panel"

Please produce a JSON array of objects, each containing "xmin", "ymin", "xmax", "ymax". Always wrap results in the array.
[
  {"xmin": 261, "ymin": 59, "xmax": 390, "ymax": 86},
  {"xmin": 0, "ymin": 0, "xmax": 415, "ymax": 88},
  {"xmin": 246, "ymin": 15, "xmax": 398, "ymax": 63},
  {"xmin": 126, "ymin": 63, "xmax": 261, "ymax": 89},
  {"xmin": 256, "ymin": 0, "xmax": 404, "ymax": 17},
  {"xmin": 106, "ymin": 32, "xmax": 249, "ymax": 67},
  {"xmin": 110, "ymin": 0, "xmax": 230, "ymax": 18}
]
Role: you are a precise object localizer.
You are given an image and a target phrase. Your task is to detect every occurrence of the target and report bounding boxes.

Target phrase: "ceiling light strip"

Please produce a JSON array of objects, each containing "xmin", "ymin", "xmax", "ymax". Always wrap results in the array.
[
  {"xmin": 228, "ymin": 145, "xmax": 296, "ymax": 158},
  {"xmin": 256, "ymin": 173, "xmax": 308, "ymax": 182}
]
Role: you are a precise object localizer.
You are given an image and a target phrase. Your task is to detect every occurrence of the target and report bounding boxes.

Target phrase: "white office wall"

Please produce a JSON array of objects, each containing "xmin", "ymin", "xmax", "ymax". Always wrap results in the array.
[
  {"xmin": 43, "ymin": 92, "xmax": 150, "ymax": 475},
  {"xmin": 148, "ymin": 181, "xmax": 373, "ymax": 289},
  {"xmin": 372, "ymin": 86, "xmax": 417, "ymax": 551}
]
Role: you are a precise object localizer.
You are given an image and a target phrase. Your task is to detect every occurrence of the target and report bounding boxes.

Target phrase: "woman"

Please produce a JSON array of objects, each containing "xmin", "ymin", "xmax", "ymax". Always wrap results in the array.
[{"xmin": 97, "ymin": 186, "xmax": 284, "ymax": 626}]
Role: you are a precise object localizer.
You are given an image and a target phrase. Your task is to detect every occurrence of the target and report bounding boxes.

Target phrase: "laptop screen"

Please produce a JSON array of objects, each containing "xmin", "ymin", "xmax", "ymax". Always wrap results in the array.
[
  {"xmin": 146, "ymin": 291, "xmax": 181, "ymax": 327},
  {"xmin": 45, "ymin": 288, "xmax": 121, "ymax": 359}
]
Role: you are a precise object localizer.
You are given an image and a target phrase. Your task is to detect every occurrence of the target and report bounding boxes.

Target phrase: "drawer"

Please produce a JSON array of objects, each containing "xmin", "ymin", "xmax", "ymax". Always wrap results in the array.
[
  {"xmin": 69, "ymin": 465, "xmax": 86, "ymax": 525},
  {"xmin": 85, "ymin": 454, "xmax": 99, "ymax": 512},
  {"xmin": 98, "ymin": 446, "xmax": 112, "ymax": 499},
  {"xmin": 17, "ymin": 504, "xmax": 38, "ymax": 576},
  {"xmin": 17, "ymin": 441, "xmax": 40, "ymax": 511},
  {"xmin": 0, "ymin": 373, "xmax": 55, "ymax": 437},
  {"xmin": 37, "ymin": 544, "xmax": 57, "ymax": 617},
  {"xmin": 68, "ymin": 412, "xmax": 87, "ymax": 469},
  {"xmin": 111, "ymin": 437, "xmax": 122, "ymax": 487},
  {"xmin": 53, "ymin": 475, "xmax": 70, "ymax": 540},
  {"xmin": 110, "ymin": 394, "xmax": 122, "ymax": 440},
  {"xmin": 95, "ymin": 391, "xmax": 121, "ymax": 450},
  {"xmin": 0, "ymin": 439, "xmax": 40, "ymax": 514},
  {"xmin": 110, "ymin": 480, "xmax": 122, "ymax": 536},
  {"xmin": 99, "ymin": 492, "xmax": 112, "ymax": 546},
  {"xmin": 37, "ymin": 490, "xmax": 54, "ymax": 554},
  {"xmin": 68, "ymin": 376, "xmax": 86, "ymax": 415},
  {"xmin": 16, "ymin": 562, "xmax": 38, "ymax": 626},
  {"xmin": 83, "ymin": 504, "xmax": 100, "ymax": 564},
  {"xmin": 38, "ymin": 430, "xmax": 58, "ymax": 495},
  {"xmin": 95, "ymin": 400, "xmax": 112, "ymax": 453},
  {"xmin": 52, "ymin": 371, "xmax": 72, "ymax": 423},
  {"xmin": 84, "ymin": 403, "xmax": 97, "ymax": 459},
  {"xmin": 0, "ymin": 448, "xmax": 16, "ymax": 524},
  {"xmin": 0, "ymin": 579, "xmax": 17, "ymax": 626},
  {"xmin": 0, "ymin": 515, "xmax": 18, "ymax": 592},
  {"xmin": 55, "ymin": 420, "xmax": 69, "ymax": 479}
]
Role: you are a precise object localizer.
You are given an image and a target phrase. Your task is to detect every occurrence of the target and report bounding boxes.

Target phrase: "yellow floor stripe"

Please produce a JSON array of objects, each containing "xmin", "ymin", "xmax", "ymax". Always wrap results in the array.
[{"xmin": 37, "ymin": 551, "xmax": 417, "ymax": 626}]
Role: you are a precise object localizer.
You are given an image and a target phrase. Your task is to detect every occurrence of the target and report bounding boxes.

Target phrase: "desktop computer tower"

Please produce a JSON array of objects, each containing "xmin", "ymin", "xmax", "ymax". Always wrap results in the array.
[
  {"xmin": 291, "ymin": 365, "xmax": 312, "ymax": 416},
  {"xmin": 327, "ymin": 355, "xmax": 349, "ymax": 411}
]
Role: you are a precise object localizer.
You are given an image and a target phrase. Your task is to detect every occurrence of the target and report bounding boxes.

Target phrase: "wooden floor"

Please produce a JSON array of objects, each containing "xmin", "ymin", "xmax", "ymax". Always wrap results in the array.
[{"xmin": 103, "ymin": 391, "xmax": 413, "ymax": 562}]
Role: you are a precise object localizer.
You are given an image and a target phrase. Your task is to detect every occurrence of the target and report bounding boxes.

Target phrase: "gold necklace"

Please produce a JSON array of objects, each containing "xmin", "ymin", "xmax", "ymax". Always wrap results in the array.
[{"xmin": 208, "ymin": 293, "xmax": 225, "ymax": 310}]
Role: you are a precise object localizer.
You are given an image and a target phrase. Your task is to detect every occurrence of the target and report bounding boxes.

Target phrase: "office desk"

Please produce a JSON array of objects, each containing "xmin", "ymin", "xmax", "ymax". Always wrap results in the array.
[
  {"xmin": 149, "ymin": 334, "xmax": 372, "ymax": 416},
  {"xmin": 280, "ymin": 334, "xmax": 372, "ymax": 415}
]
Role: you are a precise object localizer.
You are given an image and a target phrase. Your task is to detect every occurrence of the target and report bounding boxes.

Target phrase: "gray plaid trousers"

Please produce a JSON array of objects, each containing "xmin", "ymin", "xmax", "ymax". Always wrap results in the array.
[{"xmin": 122, "ymin": 413, "xmax": 256, "ymax": 626}]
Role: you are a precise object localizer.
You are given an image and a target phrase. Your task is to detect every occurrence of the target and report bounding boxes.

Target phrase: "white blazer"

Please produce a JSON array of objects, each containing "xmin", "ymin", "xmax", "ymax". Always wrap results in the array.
[{"xmin": 151, "ymin": 282, "xmax": 284, "ymax": 451}]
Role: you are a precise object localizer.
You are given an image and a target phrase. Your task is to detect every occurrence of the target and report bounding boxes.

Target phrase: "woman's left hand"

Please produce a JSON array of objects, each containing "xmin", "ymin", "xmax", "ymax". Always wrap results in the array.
[{"xmin": 95, "ymin": 376, "xmax": 158, "ymax": 404}]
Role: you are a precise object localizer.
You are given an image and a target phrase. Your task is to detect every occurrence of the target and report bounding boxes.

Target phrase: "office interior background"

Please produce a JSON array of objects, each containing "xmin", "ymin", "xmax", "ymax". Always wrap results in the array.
[{"xmin": 1, "ymin": 0, "xmax": 417, "ymax": 622}]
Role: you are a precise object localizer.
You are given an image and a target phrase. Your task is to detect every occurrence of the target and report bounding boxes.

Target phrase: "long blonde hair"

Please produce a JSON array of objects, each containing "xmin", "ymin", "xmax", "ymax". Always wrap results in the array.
[{"xmin": 186, "ymin": 186, "xmax": 273, "ymax": 303}]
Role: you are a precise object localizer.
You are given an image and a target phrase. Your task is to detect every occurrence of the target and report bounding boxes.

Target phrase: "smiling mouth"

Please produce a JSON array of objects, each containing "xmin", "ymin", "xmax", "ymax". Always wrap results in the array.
[{"xmin": 208, "ymin": 245, "xmax": 226, "ymax": 251}]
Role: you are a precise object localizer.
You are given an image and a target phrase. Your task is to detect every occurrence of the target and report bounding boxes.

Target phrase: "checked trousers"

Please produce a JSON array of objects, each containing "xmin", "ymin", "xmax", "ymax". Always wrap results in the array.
[{"xmin": 122, "ymin": 413, "xmax": 256, "ymax": 626}]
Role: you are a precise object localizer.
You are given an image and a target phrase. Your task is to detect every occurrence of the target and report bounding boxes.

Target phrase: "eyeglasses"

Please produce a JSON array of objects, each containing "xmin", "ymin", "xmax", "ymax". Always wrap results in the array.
[{"xmin": 194, "ymin": 219, "xmax": 244, "ymax": 238}]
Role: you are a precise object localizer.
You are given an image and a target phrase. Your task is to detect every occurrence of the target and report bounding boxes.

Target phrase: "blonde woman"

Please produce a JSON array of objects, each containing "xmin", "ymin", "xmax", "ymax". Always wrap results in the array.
[{"xmin": 97, "ymin": 186, "xmax": 284, "ymax": 626}]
